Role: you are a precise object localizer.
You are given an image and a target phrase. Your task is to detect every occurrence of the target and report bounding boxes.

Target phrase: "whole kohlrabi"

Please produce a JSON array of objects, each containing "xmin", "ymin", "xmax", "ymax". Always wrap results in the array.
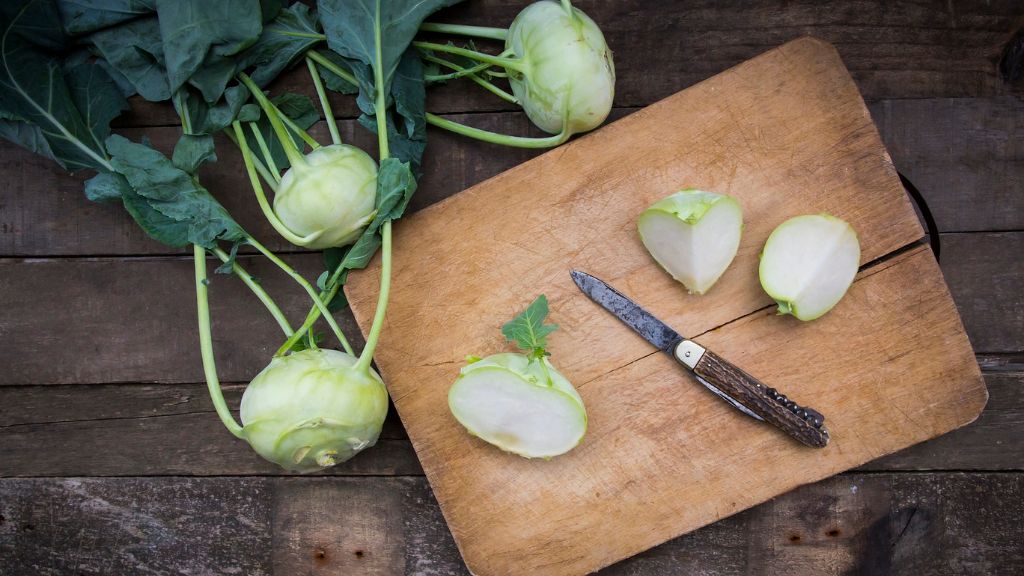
[
  {"xmin": 240, "ymin": 348, "xmax": 389, "ymax": 472},
  {"xmin": 415, "ymin": 0, "xmax": 615, "ymax": 147},
  {"xmin": 448, "ymin": 295, "xmax": 587, "ymax": 458}
]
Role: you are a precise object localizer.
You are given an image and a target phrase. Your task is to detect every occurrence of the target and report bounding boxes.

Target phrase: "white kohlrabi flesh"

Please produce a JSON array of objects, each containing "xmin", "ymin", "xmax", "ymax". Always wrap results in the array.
[
  {"xmin": 638, "ymin": 190, "xmax": 743, "ymax": 295},
  {"xmin": 274, "ymin": 144, "xmax": 377, "ymax": 250},
  {"xmin": 449, "ymin": 353, "xmax": 586, "ymax": 458},
  {"xmin": 759, "ymin": 214, "xmax": 861, "ymax": 321},
  {"xmin": 240, "ymin": 348, "xmax": 388, "ymax": 473},
  {"xmin": 506, "ymin": 0, "xmax": 615, "ymax": 135}
]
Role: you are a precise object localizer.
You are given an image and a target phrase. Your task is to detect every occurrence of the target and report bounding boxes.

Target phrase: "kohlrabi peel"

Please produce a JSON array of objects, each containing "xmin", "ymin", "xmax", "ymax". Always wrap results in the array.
[
  {"xmin": 638, "ymin": 190, "xmax": 743, "ymax": 295},
  {"xmin": 273, "ymin": 144, "xmax": 378, "ymax": 249},
  {"xmin": 759, "ymin": 214, "xmax": 861, "ymax": 321},
  {"xmin": 505, "ymin": 0, "xmax": 615, "ymax": 136},
  {"xmin": 448, "ymin": 295, "xmax": 586, "ymax": 458},
  {"xmin": 240, "ymin": 349, "xmax": 389, "ymax": 473}
]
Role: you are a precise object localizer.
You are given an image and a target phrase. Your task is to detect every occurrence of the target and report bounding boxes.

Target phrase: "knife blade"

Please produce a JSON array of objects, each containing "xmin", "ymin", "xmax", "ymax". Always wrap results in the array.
[{"xmin": 571, "ymin": 270, "xmax": 829, "ymax": 448}]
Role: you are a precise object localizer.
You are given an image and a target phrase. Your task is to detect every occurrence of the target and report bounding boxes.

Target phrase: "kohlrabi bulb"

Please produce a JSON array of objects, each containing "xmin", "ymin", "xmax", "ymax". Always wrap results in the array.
[
  {"xmin": 240, "ymin": 349, "xmax": 389, "ymax": 473},
  {"xmin": 448, "ymin": 352, "xmax": 587, "ymax": 458},
  {"xmin": 273, "ymin": 144, "xmax": 378, "ymax": 250},
  {"xmin": 505, "ymin": 0, "xmax": 615, "ymax": 136}
]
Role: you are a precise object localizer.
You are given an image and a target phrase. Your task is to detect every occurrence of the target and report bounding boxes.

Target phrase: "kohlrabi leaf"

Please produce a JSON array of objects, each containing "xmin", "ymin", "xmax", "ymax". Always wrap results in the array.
[
  {"xmin": 155, "ymin": 0, "xmax": 263, "ymax": 101},
  {"xmin": 355, "ymin": 50, "xmax": 428, "ymax": 172},
  {"xmin": 0, "ymin": 117, "xmax": 57, "ymax": 163},
  {"xmin": 106, "ymin": 133, "xmax": 245, "ymax": 248},
  {"xmin": 172, "ymin": 133, "xmax": 217, "ymax": 174},
  {"xmin": 334, "ymin": 157, "xmax": 416, "ymax": 271},
  {"xmin": 86, "ymin": 16, "xmax": 170, "ymax": 101},
  {"xmin": 240, "ymin": 3, "xmax": 321, "ymax": 87},
  {"xmin": 176, "ymin": 84, "xmax": 251, "ymax": 135},
  {"xmin": 501, "ymin": 295, "xmax": 559, "ymax": 359},
  {"xmin": 313, "ymin": 50, "xmax": 358, "ymax": 94},
  {"xmin": 317, "ymin": 0, "xmax": 461, "ymax": 98},
  {"xmin": 243, "ymin": 92, "xmax": 318, "ymax": 171},
  {"xmin": 57, "ymin": 0, "xmax": 156, "ymax": 36},
  {"xmin": 84, "ymin": 170, "xmax": 132, "ymax": 203},
  {"xmin": 0, "ymin": 3, "xmax": 128, "ymax": 173}
]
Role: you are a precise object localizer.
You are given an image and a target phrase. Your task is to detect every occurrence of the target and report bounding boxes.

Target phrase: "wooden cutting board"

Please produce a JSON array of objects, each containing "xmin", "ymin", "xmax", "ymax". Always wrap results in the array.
[{"xmin": 346, "ymin": 37, "xmax": 987, "ymax": 575}]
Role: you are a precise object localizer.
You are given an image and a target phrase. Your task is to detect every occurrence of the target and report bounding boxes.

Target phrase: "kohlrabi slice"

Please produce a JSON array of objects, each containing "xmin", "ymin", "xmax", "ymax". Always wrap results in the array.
[
  {"xmin": 448, "ymin": 295, "xmax": 586, "ymax": 458},
  {"xmin": 637, "ymin": 190, "xmax": 743, "ymax": 294},
  {"xmin": 758, "ymin": 214, "xmax": 861, "ymax": 321},
  {"xmin": 449, "ymin": 353, "xmax": 586, "ymax": 458}
]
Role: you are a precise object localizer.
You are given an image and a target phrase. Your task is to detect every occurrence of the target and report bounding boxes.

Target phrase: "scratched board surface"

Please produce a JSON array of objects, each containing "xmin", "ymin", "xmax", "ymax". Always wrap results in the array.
[{"xmin": 345, "ymin": 38, "xmax": 987, "ymax": 576}]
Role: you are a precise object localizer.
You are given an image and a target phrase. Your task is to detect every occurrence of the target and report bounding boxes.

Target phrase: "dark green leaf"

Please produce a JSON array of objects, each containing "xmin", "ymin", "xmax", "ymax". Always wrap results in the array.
[
  {"xmin": 316, "ymin": 0, "xmax": 461, "ymax": 99},
  {"xmin": 56, "ymin": 0, "xmax": 156, "ymax": 36},
  {"xmin": 177, "ymin": 84, "xmax": 250, "ymax": 135},
  {"xmin": 86, "ymin": 16, "xmax": 170, "ymax": 101},
  {"xmin": 0, "ymin": 118, "xmax": 56, "ymax": 163},
  {"xmin": 333, "ymin": 157, "xmax": 415, "ymax": 271},
  {"xmin": 3, "ymin": 1, "xmax": 67, "ymax": 51},
  {"xmin": 106, "ymin": 133, "xmax": 245, "ymax": 248},
  {"xmin": 172, "ymin": 133, "xmax": 216, "ymax": 174},
  {"xmin": 84, "ymin": 171, "xmax": 131, "ymax": 203},
  {"xmin": 155, "ymin": 0, "xmax": 262, "ymax": 101},
  {"xmin": 0, "ymin": 6, "xmax": 127, "ymax": 172},
  {"xmin": 240, "ymin": 3, "xmax": 321, "ymax": 87},
  {"xmin": 214, "ymin": 240, "xmax": 242, "ymax": 274},
  {"xmin": 501, "ymin": 295, "xmax": 558, "ymax": 358}
]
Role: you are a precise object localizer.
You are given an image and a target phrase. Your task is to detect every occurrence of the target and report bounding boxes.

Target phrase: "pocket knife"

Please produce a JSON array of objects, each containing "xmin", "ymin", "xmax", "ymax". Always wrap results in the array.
[{"xmin": 571, "ymin": 270, "xmax": 829, "ymax": 448}]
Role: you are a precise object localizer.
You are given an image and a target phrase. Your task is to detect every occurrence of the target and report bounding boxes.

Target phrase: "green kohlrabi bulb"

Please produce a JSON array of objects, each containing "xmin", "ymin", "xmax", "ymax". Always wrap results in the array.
[
  {"xmin": 240, "ymin": 348, "xmax": 389, "ymax": 473},
  {"xmin": 505, "ymin": 0, "xmax": 615, "ymax": 136},
  {"xmin": 273, "ymin": 144, "xmax": 378, "ymax": 250}
]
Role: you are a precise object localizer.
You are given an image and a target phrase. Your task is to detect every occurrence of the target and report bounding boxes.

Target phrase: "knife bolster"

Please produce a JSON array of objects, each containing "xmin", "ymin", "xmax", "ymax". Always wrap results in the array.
[{"xmin": 674, "ymin": 340, "xmax": 706, "ymax": 369}]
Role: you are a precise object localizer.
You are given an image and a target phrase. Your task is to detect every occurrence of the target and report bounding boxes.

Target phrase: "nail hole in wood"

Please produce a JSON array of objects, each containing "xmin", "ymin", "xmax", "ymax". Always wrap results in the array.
[
  {"xmin": 313, "ymin": 549, "xmax": 327, "ymax": 562},
  {"xmin": 0, "ymin": 514, "xmax": 5, "ymax": 525},
  {"xmin": 826, "ymin": 528, "xmax": 841, "ymax": 537},
  {"xmin": 788, "ymin": 534, "xmax": 801, "ymax": 543},
  {"xmin": 354, "ymin": 549, "xmax": 365, "ymax": 558}
]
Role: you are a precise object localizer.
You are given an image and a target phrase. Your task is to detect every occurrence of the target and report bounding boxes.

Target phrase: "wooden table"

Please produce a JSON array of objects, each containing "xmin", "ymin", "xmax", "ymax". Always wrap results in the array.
[{"xmin": 1, "ymin": 1, "xmax": 1021, "ymax": 574}]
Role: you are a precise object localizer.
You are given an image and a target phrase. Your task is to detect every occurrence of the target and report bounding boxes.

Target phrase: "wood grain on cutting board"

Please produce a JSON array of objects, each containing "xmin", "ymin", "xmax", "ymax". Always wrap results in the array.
[{"xmin": 346, "ymin": 37, "xmax": 986, "ymax": 575}]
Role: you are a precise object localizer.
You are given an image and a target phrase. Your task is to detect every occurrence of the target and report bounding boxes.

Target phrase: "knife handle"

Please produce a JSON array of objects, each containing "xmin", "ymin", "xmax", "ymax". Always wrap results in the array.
[{"xmin": 676, "ymin": 342, "xmax": 830, "ymax": 448}]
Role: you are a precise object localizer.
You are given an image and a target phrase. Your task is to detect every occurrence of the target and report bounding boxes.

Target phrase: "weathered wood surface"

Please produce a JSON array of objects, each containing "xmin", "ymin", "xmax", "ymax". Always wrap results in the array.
[
  {"xmin": 0, "ymin": 0, "xmax": 1021, "ymax": 573},
  {"xmin": 1, "ymin": 473, "xmax": 1021, "ymax": 575},
  {"xmin": 1, "ymin": 370, "xmax": 1017, "ymax": 478},
  {"xmin": 113, "ymin": 0, "xmax": 1024, "ymax": 129},
  {"xmin": 7, "ymin": 96, "xmax": 1024, "ymax": 257}
]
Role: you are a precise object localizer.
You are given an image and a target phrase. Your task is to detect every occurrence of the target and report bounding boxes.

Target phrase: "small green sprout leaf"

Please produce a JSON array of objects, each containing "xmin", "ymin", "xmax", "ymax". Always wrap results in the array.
[{"xmin": 501, "ymin": 294, "xmax": 558, "ymax": 360}]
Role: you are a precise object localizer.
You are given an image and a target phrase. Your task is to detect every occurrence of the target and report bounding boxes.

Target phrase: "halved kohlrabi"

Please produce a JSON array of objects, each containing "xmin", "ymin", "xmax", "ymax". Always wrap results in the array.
[
  {"xmin": 448, "ymin": 353, "xmax": 587, "ymax": 458},
  {"xmin": 758, "ymin": 214, "xmax": 861, "ymax": 321},
  {"xmin": 638, "ymin": 190, "xmax": 743, "ymax": 294}
]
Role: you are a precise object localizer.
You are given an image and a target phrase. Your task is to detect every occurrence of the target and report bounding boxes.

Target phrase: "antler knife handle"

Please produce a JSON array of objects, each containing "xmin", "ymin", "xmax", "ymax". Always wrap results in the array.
[{"xmin": 676, "ymin": 341, "xmax": 830, "ymax": 448}]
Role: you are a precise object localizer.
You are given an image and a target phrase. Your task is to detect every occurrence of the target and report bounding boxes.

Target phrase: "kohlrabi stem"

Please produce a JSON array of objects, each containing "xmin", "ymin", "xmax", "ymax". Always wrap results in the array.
[
  {"xmin": 425, "ymin": 113, "xmax": 571, "ymax": 148},
  {"xmin": 355, "ymin": 0, "xmax": 395, "ymax": 373},
  {"xmin": 248, "ymin": 123, "xmax": 281, "ymax": 182},
  {"xmin": 212, "ymin": 247, "xmax": 293, "ymax": 337},
  {"xmin": 275, "ymin": 283, "xmax": 338, "ymax": 356},
  {"xmin": 238, "ymin": 73, "xmax": 307, "ymax": 170},
  {"xmin": 419, "ymin": 22, "xmax": 508, "ymax": 41},
  {"xmin": 193, "ymin": 245, "xmax": 244, "ymax": 438},
  {"xmin": 307, "ymin": 50, "xmax": 359, "ymax": 86},
  {"xmin": 224, "ymin": 129, "xmax": 278, "ymax": 190},
  {"xmin": 278, "ymin": 110, "xmax": 320, "ymax": 151},
  {"xmin": 231, "ymin": 122, "xmax": 322, "ymax": 247},
  {"xmin": 412, "ymin": 41, "xmax": 525, "ymax": 73},
  {"xmin": 422, "ymin": 54, "xmax": 518, "ymax": 104},
  {"xmin": 307, "ymin": 57, "xmax": 341, "ymax": 145},
  {"xmin": 424, "ymin": 57, "xmax": 495, "ymax": 82},
  {"xmin": 245, "ymin": 235, "xmax": 354, "ymax": 356},
  {"xmin": 355, "ymin": 220, "xmax": 391, "ymax": 373},
  {"xmin": 561, "ymin": 0, "xmax": 574, "ymax": 17}
]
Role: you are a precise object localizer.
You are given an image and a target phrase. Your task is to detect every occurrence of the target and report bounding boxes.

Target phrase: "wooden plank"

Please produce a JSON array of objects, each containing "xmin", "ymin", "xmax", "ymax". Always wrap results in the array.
[
  {"xmin": 0, "ymin": 254, "xmax": 361, "ymax": 386},
  {"xmin": 1, "ymin": 473, "xmax": 1021, "ymax": 575},
  {"xmin": 870, "ymin": 97, "xmax": 1024, "ymax": 233},
  {"xmin": 941, "ymin": 232, "xmax": 1024, "ymax": 354},
  {"xmin": 7, "ymin": 95, "xmax": 1023, "ymax": 258},
  {"xmin": 0, "ymin": 370, "xmax": 1018, "ymax": 477},
  {"xmin": 111, "ymin": 0, "xmax": 1024, "ymax": 128},
  {"xmin": 344, "ymin": 38, "xmax": 986, "ymax": 575}
]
